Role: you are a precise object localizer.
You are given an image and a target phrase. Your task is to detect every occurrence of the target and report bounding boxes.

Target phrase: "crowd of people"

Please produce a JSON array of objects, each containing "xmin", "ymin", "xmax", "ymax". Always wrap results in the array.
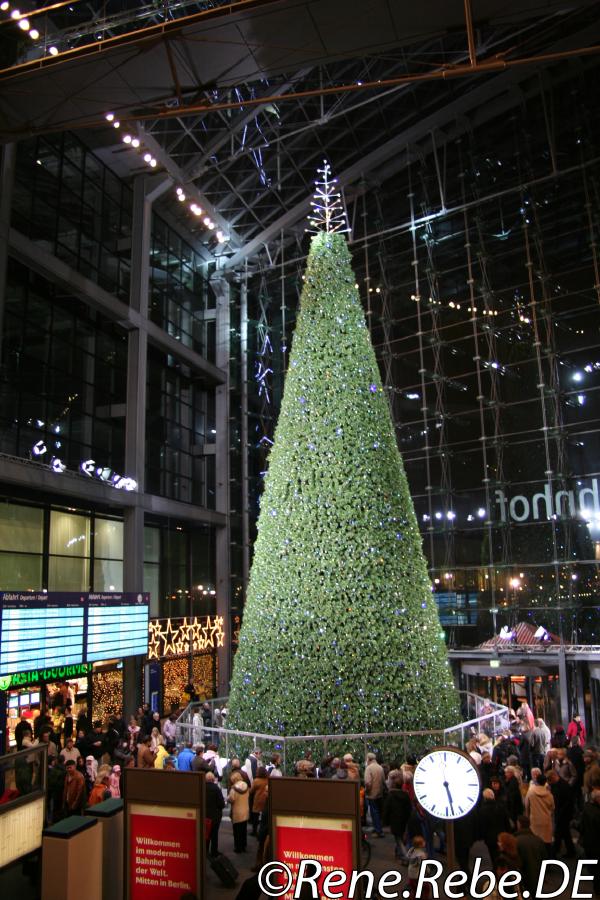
[{"xmin": 6, "ymin": 696, "xmax": 600, "ymax": 896}]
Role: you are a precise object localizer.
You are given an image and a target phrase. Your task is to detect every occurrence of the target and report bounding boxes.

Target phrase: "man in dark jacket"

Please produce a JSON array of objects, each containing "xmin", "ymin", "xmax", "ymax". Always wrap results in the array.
[
  {"xmin": 478, "ymin": 788, "xmax": 511, "ymax": 862},
  {"xmin": 205, "ymin": 771, "xmax": 225, "ymax": 857},
  {"xmin": 383, "ymin": 779, "xmax": 412, "ymax": 861},
  {"xmin": 547, "ymin": 769, "xmax": 575, "ymax": 856},
  {"xmin": 492, "ymin": 735, "xmax": 518, "ymax": 772},
  {"xmin": 515, "ymin": 815, "xmax": 546, "ymax": 896},
  {"xmin": 479, "ymin": 754, "xmax": 496, "ymax": 789},
  {"xmin": 504, "ymin": 766, "xmax": 524, "ymax": 824},
  {"xmin": 578, "ymin": 790, "xmax": 600, "ymax": 896},
  {"xmin": 81, "ymin": 722, "xmax": 105, "ymax": 761},
  {"xmin": 567, "ymin": 737, "xmax": 585, "ymax": 810}
]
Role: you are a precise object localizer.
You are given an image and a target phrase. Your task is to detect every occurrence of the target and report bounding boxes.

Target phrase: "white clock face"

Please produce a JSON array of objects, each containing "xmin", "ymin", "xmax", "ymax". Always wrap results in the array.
[{"xmin": 413, "ymin": 748, "xmax": 481, "ymax": 820}]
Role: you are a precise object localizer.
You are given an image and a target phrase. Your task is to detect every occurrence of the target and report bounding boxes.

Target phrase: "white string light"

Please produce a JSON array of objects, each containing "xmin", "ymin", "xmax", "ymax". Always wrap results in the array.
[{"xmin": 306, "ymin": 160, "xmax": 349, "ymax": 235}]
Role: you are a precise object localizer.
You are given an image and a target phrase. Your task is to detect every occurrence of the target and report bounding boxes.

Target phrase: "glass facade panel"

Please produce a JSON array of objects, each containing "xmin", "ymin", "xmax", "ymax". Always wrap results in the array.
[
  {"xmin": 49, "ymin": 511, "xmax": 90, "ymax": 557},
  {"xmin": 94, "ymin": 518, "xmax": 123, "ymax": 560},
  {"xmin": 93, "ymin": 558, "xmax": 123, "ymax": 591},
  {"xmin": 48, "ymin": 556, "xmax": 89, "ymax": 591},
  {"xmin": 0, "ymin": 552, "xmax": 43, "ymax": 590},
  {"xmin": 144, "ymin": 526, "xmax": 160, "ymax": 562},
  {"xmin": 143, "ymin": 563, "xmax": 160, "ymax": 616},
  {"xmin": 0, "ymin": 503, "xmax": 43, "ymax": 553}
]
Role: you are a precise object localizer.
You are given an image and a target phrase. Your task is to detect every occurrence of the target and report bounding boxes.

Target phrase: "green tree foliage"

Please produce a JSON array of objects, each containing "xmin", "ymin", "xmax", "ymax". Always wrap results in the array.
[{"xmin": 229, "ymin": 231, "xmax": 459, "ymax": 738}]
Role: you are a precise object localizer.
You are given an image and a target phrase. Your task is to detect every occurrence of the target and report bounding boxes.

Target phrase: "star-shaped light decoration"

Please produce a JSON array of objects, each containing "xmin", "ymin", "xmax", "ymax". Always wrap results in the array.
[
  {"xmin": 148, "ymin": 633, "xmax": 161, "ymax": 660},
  {"xmin": 160, "ymin": 618, "xmax": 179, "ymax": 657},
  {"xmin": 306, "ymin": 160, "xmax": 350, "ymax": 235}
]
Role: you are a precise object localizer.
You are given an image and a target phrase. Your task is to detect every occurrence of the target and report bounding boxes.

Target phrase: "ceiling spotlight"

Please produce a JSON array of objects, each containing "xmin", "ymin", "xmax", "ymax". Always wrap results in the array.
[
  {"xmin": 0, "ymin": 2, "xmax": 10, "ymax": 10},
  {"xmin": 143, "ymin": 153, "xmax": 152, "ymax": 163},
  {"xmin": 113, "ymin": 121, "xmax": 120, "ymax": 128},
  {"xmin": 203, "ymin": 217, "xmax": 210, "ymax": 226},
  {"xmin": 149, "ymin": 158, "xmax": 157, "ymax": 167},
  {"xmin": 18, "ymin": 16, "xmax": 29, "ymax": 29},
  {"xmin": 177, "ymin": 192, "xmax": 186, "ymax": 201},
  {"xmin": 29, "ymin": 27, "xmax": 39, "ymax": 39},
  {"xmin": 191, "ymin": 204, "xmax": 202, "ymax": 216},
  {"xmin": 48, "ymin": 45, "xmax": 58, "ymax": 55},
  {"xmin": 131, "ymin": 138, "xmax": 140, "ymax": 148},
  {"xmin": 176, "ymin": 186, "xmax": 183, "ymax": 195},
  {"xmin": 208, "ymin": 221, "xmax": 215, "ymax": 230},
  {"xmin": 10, "ymin": 9, "xmax": 20, "ymax": 19},
  {"xmin": 105, "ymin": 112, "xmax": 114, "ymax": 122},
  {"xmin": 123, "ymin": 134, "xmax": 132, "ymax": 144}
]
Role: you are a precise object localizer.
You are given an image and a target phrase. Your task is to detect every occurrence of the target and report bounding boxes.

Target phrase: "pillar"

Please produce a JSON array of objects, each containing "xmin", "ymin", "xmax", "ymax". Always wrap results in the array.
[
  {"xmin": 211, "ymin": 271, "xmax": 232, "ymax": 695},
  {"xmin": 240, "ymin": 273, "xmax": 250, "ymax": 594},
  {"xmin": 122, "ymin": 174, "xmax": 170, "ymax": 714},
  {"xmin": 557, "ymin": 649, "xmax": 570, "ymax": 724},
  {"xmin": 0, "ymin": 143, "xmax": 16, "ymax": 366},
  {"xmin": 575, "ymin": 663, "xmax": 587, "ymax": 733}
]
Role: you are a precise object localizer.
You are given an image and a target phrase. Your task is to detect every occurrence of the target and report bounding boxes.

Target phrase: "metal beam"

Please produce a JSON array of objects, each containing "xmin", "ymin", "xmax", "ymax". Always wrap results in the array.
[
  {"xmin": 138, "ymin": 125, "xmax": 243, "ymax": 248},
  {"xmin": 0, "ymin": 452, "xmax": 225, "ymax": 526},
  {"xmin": 224, "ymin": 18, "xmax": 600, "ymax": 269},
  {"xmin": 183, "ymin": 69, "xmax": 312, "ymax": 182}
]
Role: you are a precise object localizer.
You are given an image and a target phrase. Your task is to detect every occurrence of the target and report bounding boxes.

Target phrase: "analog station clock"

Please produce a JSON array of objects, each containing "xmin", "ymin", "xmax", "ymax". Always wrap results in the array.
[{"xmin": 413, "ymin": 747, "xmax": 481, "ymax": 820}]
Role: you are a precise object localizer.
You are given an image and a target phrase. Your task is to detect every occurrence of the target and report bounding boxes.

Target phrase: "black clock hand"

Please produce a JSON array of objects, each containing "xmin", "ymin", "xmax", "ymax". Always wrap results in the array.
[{"xmin": 443, "ymin": 780, "xmax": 454, "ymax": 813}]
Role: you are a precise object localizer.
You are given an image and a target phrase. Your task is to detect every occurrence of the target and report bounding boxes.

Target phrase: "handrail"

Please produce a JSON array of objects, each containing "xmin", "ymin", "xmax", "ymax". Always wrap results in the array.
[{"xmin": 174, "ymin": 690, "xmax": 510, "ymax": 771}]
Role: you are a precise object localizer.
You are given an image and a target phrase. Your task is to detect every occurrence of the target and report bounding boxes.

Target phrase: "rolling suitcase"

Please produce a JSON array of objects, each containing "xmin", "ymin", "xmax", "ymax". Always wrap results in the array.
[{"xmin": 209, "ymin": 852, "xmax": 239, "ymax": 887}]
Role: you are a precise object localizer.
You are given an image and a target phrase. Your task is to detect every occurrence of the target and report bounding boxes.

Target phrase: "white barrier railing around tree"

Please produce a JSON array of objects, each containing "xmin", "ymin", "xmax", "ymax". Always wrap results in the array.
[{"xmin": 174, "ymin": 691, "xmax": 509, "ymax": 772}]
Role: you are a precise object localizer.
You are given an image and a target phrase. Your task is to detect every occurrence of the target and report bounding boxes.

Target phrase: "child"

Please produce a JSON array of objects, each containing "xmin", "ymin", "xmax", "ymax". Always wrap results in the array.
[
  {"xmin": 406, "ymin": 835, "xmax": 429, "ymax": 899},
  {"xmin": 108, "ymin": 765, "xmax": 121, "ymax": 798}
]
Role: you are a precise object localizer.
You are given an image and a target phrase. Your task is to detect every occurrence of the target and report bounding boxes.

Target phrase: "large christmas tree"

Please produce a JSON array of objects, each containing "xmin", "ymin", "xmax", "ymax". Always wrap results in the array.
[{"xmin": 229, "ymin": 165, "xmax": 459, "ymax": 738}]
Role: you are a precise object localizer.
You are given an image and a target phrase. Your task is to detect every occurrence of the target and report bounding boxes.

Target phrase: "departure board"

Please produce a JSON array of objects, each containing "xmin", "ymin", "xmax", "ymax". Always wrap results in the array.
[
  {"xmin": 0, "ymin": 593, "xmax": 86, "ymax": 676},
  {"xmin": 86, "ymin": 593, "xmax": 149, "ymax": 661},
  {"xmin": 0, "ymin": 591, "xmax": 149, "ymax": 676}
]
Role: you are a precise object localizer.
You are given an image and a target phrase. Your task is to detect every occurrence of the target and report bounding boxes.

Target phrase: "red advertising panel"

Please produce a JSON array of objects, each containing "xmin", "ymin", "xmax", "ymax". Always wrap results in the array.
[
  {"xmin": 273, "ymin": 814, "xmax": 355, "ymax": 900},
  {"xmin": 129, "ymin": 803, "xmax": 198, "ymax": 900}
]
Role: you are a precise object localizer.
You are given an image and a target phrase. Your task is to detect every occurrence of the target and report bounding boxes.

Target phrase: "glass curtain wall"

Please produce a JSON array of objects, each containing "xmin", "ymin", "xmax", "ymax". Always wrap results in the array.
[
  {"xmin": 248, "ymin": 63, "xmax": 600, "ymax": 647},
  {"xmin": 11, "ymin": 133, "xmax": 133, "ymax": 300},
  {"xmin": 0, "ymin": 260, "xmax": 127, "ymax": 473}
]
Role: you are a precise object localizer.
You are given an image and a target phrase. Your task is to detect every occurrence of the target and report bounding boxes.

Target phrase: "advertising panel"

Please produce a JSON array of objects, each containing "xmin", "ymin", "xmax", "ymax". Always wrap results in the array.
[
  {"xmin": 0, "ymin": 794, "xmax": 45, "ymax": 869},
  {"xmin": 129, "ymin": 803, "xmax": 198, "ymax": 900},
  {"xmin": 124, "ymin": 770, "xmax": 204, "ymax": 900},
  {"xmin": 273, "ymin": 814, "xmax": 355, "ymax": 899}
]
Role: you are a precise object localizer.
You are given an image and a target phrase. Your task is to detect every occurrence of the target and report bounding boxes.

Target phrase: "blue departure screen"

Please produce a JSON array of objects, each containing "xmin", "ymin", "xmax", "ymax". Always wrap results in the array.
[
  {"xmin": 0, "ymin": 592, "xmax": 150, "ymax": 676},
  {"xmin": 0, "ymin": 593, "xmax": 86, "ymax": 676},
  {"xmin": 86, "ymin": 593, "xmax": 149, "ymax": 662}
]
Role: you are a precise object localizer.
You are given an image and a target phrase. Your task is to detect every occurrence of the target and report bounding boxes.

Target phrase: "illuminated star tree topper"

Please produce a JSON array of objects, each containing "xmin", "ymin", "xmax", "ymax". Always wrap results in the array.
[{"xmin": 306, "ymin": 160, "xmax": 349, "ymax": 234}]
